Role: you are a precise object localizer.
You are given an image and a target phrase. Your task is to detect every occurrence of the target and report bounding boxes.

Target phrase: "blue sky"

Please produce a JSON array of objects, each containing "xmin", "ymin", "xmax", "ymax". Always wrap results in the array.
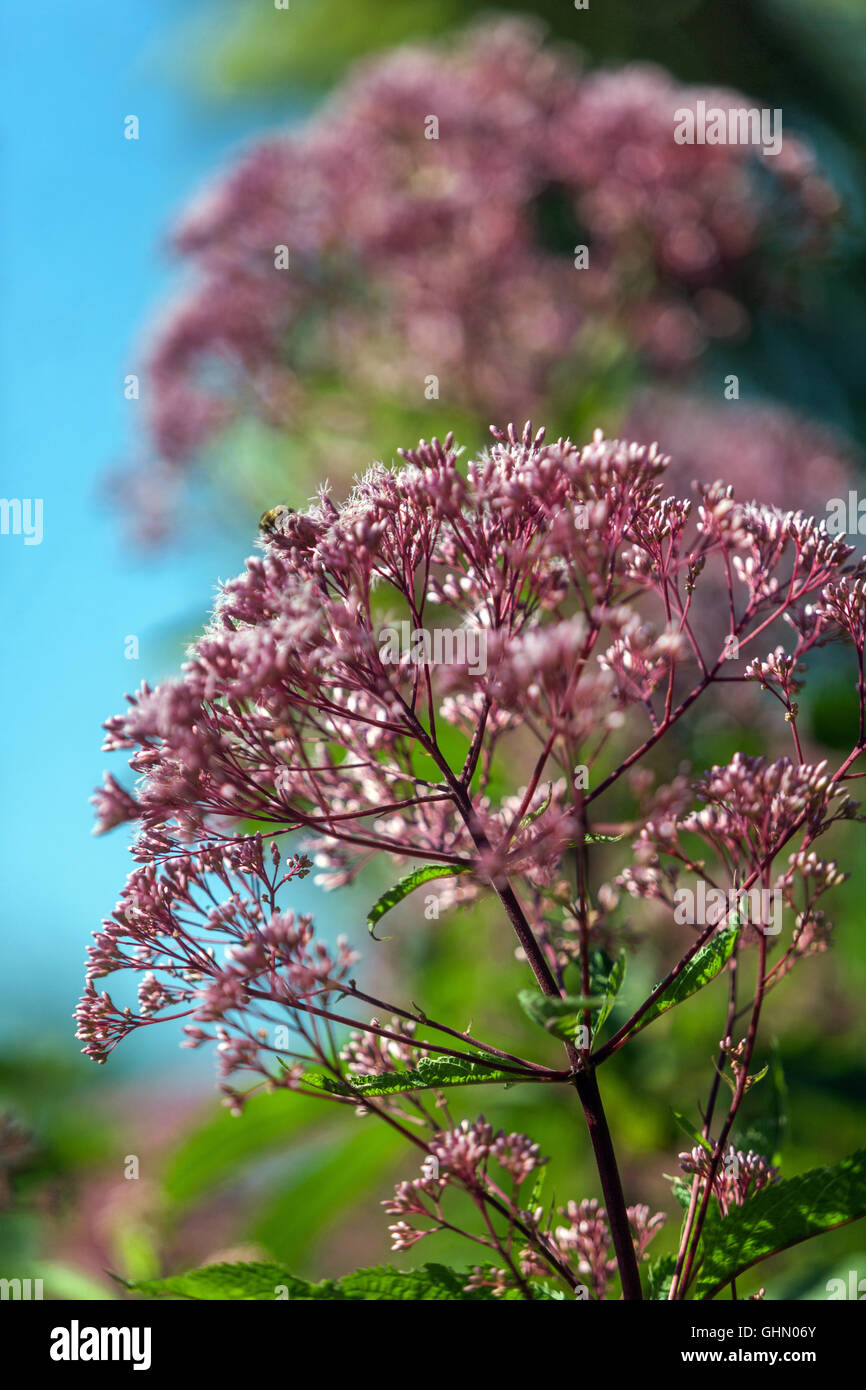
[{"xmin": 0, "ymin": 1, "xmax": 314, "ymax": 1070}]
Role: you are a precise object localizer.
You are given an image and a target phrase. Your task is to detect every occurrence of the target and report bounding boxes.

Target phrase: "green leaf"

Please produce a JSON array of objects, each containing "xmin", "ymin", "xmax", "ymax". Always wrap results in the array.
[
  {"xmin": 721, "ymin": 1062, "xmax": 768, "ymax": 1095},
  {"xmin": 692, "ymin": 1147, "xmax": 866, "ymax": 1299},
  {"xmin": 518, "ymin": 989, "xmax": 603, "ymax": 1041},
  {"xmin": 589, "ymin": 948, "xmax": 627, "ymax": 1035},
  {"xmin": 647, "ymin": 1254, "xmax": 677, "ymax": 1300},
  {"xmin": 622, "ymin": 920, "xmax": 740, "ymax": 1043},
  {"xmin": 366, "ymin": 864, "xmax": 469, "ymax": 938},
  {"xmin": 526, "ymin": 1167, "xmax": 547, "ymax": 1214},
  {"xmin": 303, "ymin": 1053, "xmax": 518, "ymax": 1098},
  {"xmin": 298, "ymin": 1071, "xmax": 355, "ymax": 1097},
  {"xmin": 124, "ymin": 1262, "xmax": 335, "ymax": 1301},
  {"xmin": 335, "ymin": 1263, "xmax": 525, "ymax": 1300},
  {"xmin": 519, "ymin": 783, "xmax": 553, "ymax": 828},
  {"xmin": 672, "ymin": 1110, "xmax": 712, "ymax": 1153},
  {"xmin": 126, "ymin": 1261, "xmax": 523, "ymax": 1301},
  {"xmin": 670, "ymin": 1175, "xmax": 695, "ymax": 1211}
]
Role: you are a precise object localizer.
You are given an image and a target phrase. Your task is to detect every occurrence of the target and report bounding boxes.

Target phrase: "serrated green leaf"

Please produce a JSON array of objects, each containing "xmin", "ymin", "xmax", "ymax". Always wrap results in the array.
[
  {"xmin": 299, "ymin": 1070, "xmax": 355, "ymax": 1096},
  {"xmin": 127, "ymin": 1260, "xmax": 526, "ymax": 1301},
  {"xmin": 518, "ymin": 989, "xmax": 603, "ymax": 1041},
  {"xmin": 622, "ymin": 920, "xmax": 740, "ymax": 1043},
  {"xmin": 335, "ymin": 1263, "xmax": 524, "ymax": 1300},
  {"xmin": 589, "ymin": 948, "xmax": 627, "ymax": 1035},
  {"xmin": 691, "ymin": 1148, "xmax": 866, "ymax": 1299},
  {"xmin": 303, "ymin": 1053, "xmax": 518, "ymax": 1098},
  {"xmin": 647, "ymin": 1254, "xmax": 677, "ymax": 1300},
  {"xmin": 366, "ymin": 864, "xmax": 469, "ymax": 938},
  {"xmin": 125, "ymin": 1262, "xmax": 337, "ymax": 1301},
  {"xmin": 670, "ymin": 1175, "xmax": 695, "ymax": 1210}
]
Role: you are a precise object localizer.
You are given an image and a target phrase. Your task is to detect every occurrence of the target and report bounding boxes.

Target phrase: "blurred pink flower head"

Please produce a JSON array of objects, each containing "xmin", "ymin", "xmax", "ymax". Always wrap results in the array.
[
  {"xmin": 625, "ymin": 390, "xmax": 858, "ymax": 519},
  {"xmin": 118, "ymin": 19, "xmax": 838, "ymax": 540}
]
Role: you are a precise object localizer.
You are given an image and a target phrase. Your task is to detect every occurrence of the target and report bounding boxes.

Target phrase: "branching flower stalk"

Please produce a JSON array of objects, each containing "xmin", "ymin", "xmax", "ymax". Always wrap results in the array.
[{"xmin": 81, "ymin": 422, "xmax": 866, "ymax": 1299}]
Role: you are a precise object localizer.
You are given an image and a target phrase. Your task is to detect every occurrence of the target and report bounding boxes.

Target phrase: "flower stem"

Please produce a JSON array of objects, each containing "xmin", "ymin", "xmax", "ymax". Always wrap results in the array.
[
  {"xmin": 572, "ymin": 1066, "xmax": 643, "ymax": 1300},
  {"xmin": 407, "ymin": 710, "xmax": 643, "ymax": 1299}
]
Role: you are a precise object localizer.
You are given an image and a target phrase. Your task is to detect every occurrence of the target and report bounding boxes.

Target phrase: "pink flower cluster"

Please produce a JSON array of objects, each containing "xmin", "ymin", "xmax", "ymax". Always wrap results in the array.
[
  {"xmin": 86, "ymin": 423, "xmax": 866, "ymax": 1020},
  {"xmin": 386, "ymin": 1117, "xmax": 665, "ymax": 1298},
  {"xmin": 383, "ymin": 1114, "xmax": 547, "ymax": 1252},
  {"xmin": 84, "ymin": 419, "xmax": 866, "ymax": 1296},
  {"xmin": 679, "ymin": 1145, "xmax": 780, "ymax": 1218}
]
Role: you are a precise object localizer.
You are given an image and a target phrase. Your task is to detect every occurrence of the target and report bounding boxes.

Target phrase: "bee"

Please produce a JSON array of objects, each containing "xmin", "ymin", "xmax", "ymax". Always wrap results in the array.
[{"xmin": 258, "ymin": 503, "xmax": 295, "ymax": 535}]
